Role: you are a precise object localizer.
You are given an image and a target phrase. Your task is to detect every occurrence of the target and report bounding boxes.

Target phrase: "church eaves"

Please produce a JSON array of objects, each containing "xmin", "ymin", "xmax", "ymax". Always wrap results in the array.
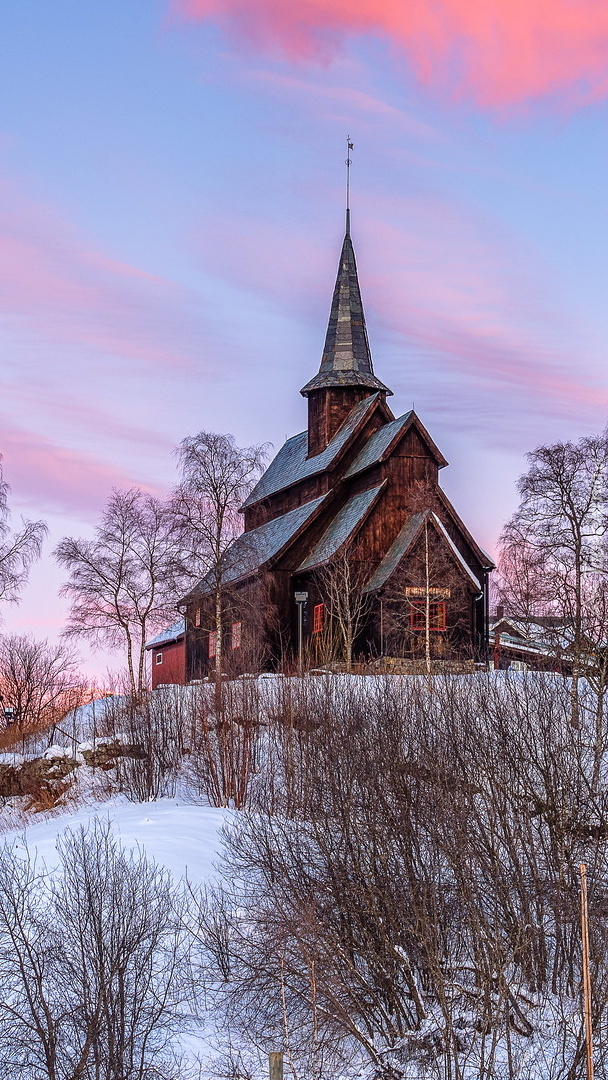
[{"xmin": 300, "ymin": 226, "xmax": 392, "ymax": 397}]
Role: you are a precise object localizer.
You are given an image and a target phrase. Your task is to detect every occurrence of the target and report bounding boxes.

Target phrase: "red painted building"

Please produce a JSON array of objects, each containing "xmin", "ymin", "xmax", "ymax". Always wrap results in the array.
[{"xmin": 145, "ymin": 620, "xmax": 186, "ymax": 689}]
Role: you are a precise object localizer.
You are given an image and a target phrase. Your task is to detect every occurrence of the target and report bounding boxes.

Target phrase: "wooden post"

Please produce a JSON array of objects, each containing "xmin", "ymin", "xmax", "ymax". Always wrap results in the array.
[
  {"xmin": 580, "ymin": 863, "xmax": 594, "ymax": 1080},
  {"xmin": 269, "ymin": 1051, "xmax": 284, "ymax": 1080}
]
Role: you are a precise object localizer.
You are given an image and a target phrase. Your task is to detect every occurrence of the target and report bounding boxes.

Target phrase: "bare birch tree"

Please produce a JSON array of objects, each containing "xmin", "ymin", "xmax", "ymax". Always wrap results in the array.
[
  {"xmin": 0, "ymin": 456, "xmax": 46, "ymax": 609},
  {"xmin": 171, "ymin": 432, "xmax": 267, "ymax": 688},
  {"xmin": 498, "ymin": 433, "xmax": 608, "ymax": 721},
  {"xmin": 55, "ymin": 488, "xmax": 182, "ymax": 696}
]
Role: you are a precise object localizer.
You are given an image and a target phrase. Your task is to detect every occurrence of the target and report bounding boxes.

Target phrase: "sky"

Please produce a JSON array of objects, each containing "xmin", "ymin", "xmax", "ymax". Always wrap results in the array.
[{"xmin": 2, "ymin": 0, "xmax": 608, "ymax": 677}]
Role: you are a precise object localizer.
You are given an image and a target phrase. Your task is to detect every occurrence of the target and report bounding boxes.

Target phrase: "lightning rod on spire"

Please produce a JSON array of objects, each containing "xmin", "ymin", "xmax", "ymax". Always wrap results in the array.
[{"xmin": 345, "ymin": 137, "xmax": 354, "ymax": 235}]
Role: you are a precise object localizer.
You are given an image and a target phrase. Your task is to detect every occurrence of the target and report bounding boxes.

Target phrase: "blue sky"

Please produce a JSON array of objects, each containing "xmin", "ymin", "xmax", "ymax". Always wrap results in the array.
[{"xmin": 2, "ymin": 0, "xmax": 608, "ymax": 673}]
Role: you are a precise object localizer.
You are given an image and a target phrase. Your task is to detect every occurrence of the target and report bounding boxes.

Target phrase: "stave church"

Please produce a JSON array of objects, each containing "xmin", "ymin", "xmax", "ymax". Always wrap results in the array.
[{"xmin": 147, "ymin": 208, "xmax": 493, "ymax": 684}]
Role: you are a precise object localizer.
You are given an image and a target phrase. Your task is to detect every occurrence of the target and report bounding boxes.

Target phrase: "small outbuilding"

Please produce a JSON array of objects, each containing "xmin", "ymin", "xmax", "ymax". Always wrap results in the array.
[{"xmin": 145, "ymin": 620, "xmax": 186, "ymax": 689}]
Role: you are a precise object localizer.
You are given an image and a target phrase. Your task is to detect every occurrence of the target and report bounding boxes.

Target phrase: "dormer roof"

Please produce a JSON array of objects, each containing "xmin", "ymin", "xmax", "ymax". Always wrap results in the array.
[
  {"xmin": 344, "ymin": 411, "xmax": 448, "ymax": 478},
  {"xmin": 364, "ymin": 510, "xmax": 482, "ymax": 593}
]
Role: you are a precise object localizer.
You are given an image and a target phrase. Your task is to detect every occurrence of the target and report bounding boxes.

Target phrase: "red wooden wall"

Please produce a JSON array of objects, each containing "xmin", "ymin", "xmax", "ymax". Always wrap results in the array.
[{"xmin": 150, "ymin": 640, "xmax": 186, "ymax": 689}]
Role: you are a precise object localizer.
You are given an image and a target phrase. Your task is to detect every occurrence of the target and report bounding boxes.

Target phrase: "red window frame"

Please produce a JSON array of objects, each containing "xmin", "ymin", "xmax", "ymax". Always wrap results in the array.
[
  {"xmin": 208, "ymin": 630, "xmax": 217, "ymax": 658},
  {"xmin": 231, "ymin": 621, "xmax": 242, "ymax": 650},
  {"xmin": 409, "ymin": 601, "xmax": 447, "ymax": 632},
  {"xmin": 313, "ymin": 603, "xmax": 324, "ymax": 634}
]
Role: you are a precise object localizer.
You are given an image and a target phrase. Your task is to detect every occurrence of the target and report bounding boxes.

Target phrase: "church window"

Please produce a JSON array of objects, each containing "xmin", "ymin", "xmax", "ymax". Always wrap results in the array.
[
  {"xmin": 156, "ymin": 652, "xmax": 163, "ymax": 665},
  {"xmin": 208, "ymin": 631, "xmax": 217, "ymax": 658},
  {"xmin": 313, "ymin": 603, "xmax": 324, "ymax": 634},
  {"xmin": 410, "ymin": 601, "xmax": 446, "ymax": 631},
  {"xmin": 231, "ymin": 622, "xmax": 242, "ymax": 650}
]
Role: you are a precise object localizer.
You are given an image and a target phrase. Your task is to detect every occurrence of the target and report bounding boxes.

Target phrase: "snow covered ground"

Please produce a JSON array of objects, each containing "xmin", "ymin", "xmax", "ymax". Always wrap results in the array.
[
  {"xmin": 4, "ymin": 796, "xmax": 228, "ymax": 885},
  {"xmin": 0, "ymin": 671, "xmax": 593, "ymax": 1079}
]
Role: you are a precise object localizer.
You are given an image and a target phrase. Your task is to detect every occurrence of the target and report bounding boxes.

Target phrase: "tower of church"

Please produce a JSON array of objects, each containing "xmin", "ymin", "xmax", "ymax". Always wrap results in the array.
[{"xmin": 300, "ymin": 210, "xmax": 392, "ymax": 456}]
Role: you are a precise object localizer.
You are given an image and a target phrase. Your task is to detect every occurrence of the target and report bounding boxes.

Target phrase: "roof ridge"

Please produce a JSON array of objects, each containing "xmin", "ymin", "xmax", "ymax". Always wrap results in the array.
[{"xmin": 241, "ymin": 393, "xmax": 381, "ymax": 510}]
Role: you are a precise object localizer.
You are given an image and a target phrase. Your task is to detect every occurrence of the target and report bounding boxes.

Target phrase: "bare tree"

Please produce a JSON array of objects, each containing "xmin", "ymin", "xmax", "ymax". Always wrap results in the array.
[
  {"xmin": 498, "ymin": 433, "xmax": 608, "ymax": 721},
  {"xmin": 0, "ymin": 820, "xmax": 194, "ymax": 1080},
  {"xmin": 171, "ymin": 432, "xmax": 267, "ymax": 688},
  {"xmin": 314, "ymin": 551, "xmax": 371, "ymax": 672},
  {"xmin": 0, "ymin": 634, "xmax": 85, "ymax": 736},
  {"xmin": 0, "ymin": 456, "xmax": 47, "ymax": 609},
  {"xmin": 55, "ymin": 488, "xmax": 182, "ymax": 696}
]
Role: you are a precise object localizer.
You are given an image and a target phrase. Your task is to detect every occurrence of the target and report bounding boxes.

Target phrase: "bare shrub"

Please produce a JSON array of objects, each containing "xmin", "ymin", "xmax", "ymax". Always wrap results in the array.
[
  {"xmin": 0, "ymin": 819, "xmax": 194, "ymax": 1080},
  {"xmin": 199, "ymin": 673, "xmax": 608, "ymax": 1080},
  {"xmin": 186, "ymin": 678, "xmax": 263, "ymax": 808}
]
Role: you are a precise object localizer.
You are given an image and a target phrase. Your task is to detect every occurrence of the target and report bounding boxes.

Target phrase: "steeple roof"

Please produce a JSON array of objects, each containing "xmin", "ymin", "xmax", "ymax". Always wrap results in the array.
[{"xmin": 301, "ymin": 222, "xmax": 392, "ymax": 397}]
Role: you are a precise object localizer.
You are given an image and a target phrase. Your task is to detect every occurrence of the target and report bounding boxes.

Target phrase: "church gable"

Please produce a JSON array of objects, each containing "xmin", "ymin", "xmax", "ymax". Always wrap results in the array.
[
  {"xmin": 364, "ymin": 510, "xmax": 481, "ymax": 596},
  {"xmin": 344, "ymin": 411, "xmax": 447, "ymax": 484},
  {"xmin": 242, "ymin": 391, "xmax": 392, "ymax": 530}
]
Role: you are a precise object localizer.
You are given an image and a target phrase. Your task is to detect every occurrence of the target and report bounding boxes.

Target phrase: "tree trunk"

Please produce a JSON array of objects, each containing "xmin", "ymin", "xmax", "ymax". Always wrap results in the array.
[
  {"xmin": 214, "ymin": 585, "xmax": 223, "ymax": 716},
  {"xmin": 425, "ymin": 522, "xmax": 431, "ymax": 683},
  {"xmin": 125, "ymin": 629, "xmax": 136, "ymax": 699}
]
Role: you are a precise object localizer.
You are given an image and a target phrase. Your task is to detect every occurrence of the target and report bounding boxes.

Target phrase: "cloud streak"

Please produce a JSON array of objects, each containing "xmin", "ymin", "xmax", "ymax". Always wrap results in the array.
[
  {"xmin": 0, "ymin": 173, "xmax": 208, "ymax": 372},
  {"xmin": 0, "ymin": 419, "xmax": 167, "ymax": 519},
  {"xmin": 171, "ymin": 0, "xmax": 608, "ymax": 108},
  {"xmin": 194, "ymin": 196, "xmax": 607, "ymax": 442}
]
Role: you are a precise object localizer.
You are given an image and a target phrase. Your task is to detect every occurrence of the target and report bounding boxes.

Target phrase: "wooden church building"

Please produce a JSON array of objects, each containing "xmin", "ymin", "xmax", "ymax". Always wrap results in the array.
[{"xmin": 172, "ymin": 212, "xmax": 494, "ymax": 680}]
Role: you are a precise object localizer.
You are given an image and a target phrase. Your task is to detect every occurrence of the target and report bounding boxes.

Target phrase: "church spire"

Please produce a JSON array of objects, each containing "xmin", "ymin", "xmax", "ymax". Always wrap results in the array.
[
  {"xmin": 301, "ymin": 148, "xmax": 392, "ymax": 456},
  {"xmin": 300, "ymin": 226, "xmax": 391, "ymax": 398}
]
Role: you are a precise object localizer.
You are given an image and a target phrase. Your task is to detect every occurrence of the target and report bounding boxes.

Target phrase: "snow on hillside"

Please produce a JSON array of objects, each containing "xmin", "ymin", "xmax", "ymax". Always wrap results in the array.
[
  {"xmin": 0, "ymin": 671, "xmax": 592, "ymax": 1079},
  {"xmin": 5, "ymin": 797, "xmax": 228, "ymax": 885}
]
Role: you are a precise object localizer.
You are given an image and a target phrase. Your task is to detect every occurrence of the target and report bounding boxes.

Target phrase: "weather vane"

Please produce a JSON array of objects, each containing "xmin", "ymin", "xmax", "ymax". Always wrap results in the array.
[{"xmin": 346, "ymin": 137, "xmax": 354, "ymax": 232}]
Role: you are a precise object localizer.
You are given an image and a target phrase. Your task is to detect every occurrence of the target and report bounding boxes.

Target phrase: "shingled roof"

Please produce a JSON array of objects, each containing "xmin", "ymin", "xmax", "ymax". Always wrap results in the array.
[
  {"xmin": 300, "ymin": 228, "xmax": 391, "ymax": 397},
  {"xmin": 344, "ymin": 411, "xmax": 448, "ymax": 477},
  {"xmin": 365, "ymin": 510, "xmax": 482, "ymax": 593},
  {"xmin": 191, "ymin": 493, "xmax": 328, "ymax": 596},
  {"xmin": 241, "ymin": 393, "xmax": 380, "ymax": 510},
  {"xmin": 296, "ymin": 482, "xmax": 385, "ymax": 572}
]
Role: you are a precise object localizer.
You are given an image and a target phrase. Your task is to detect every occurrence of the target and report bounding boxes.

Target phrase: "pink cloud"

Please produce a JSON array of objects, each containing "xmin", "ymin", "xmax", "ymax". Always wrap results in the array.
[
  {"xmin": 170, "ymin": 0, "xmax": 608, "ymax": 108},
  {"xmin": 0, "ymin": 174, "xmax": 208, "ymax": 371},
  {"xmin": 360, "ymin": 199, "xmax": 607, "ymax": 428},
  {"xmin": 0, "ymin": 421, "xmax": 167, "ymax": 519},
  {"xmin": 194, "ymin": 197, "xmax": 607, "ymax": 438}
]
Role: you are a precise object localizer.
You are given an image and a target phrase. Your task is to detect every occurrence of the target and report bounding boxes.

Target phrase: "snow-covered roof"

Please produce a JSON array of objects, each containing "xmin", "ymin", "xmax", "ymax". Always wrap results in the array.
[
  {"xmin": 296, "ymin": 483, "xmax": 385, "ymax": 572},
  {"xmin": 489, "ymin": 617, "xmax": 573, "ymax": 653},
  {"xmin": 145, "ymin": 619, "xmax": 185, "ymax": 651},
  {"xmin": 241, "ymin": 394, "xmax": 380, "ymax": 510}
]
